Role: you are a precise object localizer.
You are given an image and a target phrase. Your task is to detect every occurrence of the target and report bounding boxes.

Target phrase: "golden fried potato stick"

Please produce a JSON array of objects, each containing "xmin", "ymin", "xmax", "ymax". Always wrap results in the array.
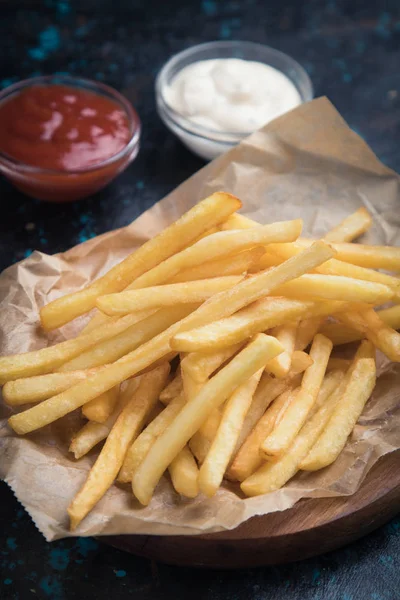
[
  {"xmin": 240, "ymin": 371, "xmax": 350, "ymax": 496},
  {"xmin": 198, "ymin": 369, "xmax": 263, "ymax": 497},
  {"xmin": 68, "ymin": 363, "xmax": 169, "ymax": 530},
  {"xmin": 275, "ymin": 274, "xmax": 393, "ymax": 304},
  {"xmin": 291, "ymin": 350, "xmax": 314, "ymax": 373},
  {"xmin": 261, "ymin": 334, "xmax": 333, "ymax": 458},
  {"xmin": 2, "ymin": 366, "xmax": 104, "ymax": 406},
  {"xmin": 171, "ymin": 298, "xmax": 345, "ymax": 353},
  {"xmin": 170, "ymin": 248, "xmax": 265, "ymax": 283},
  {"xmin": 295, "ymin": 316, "xmax": 325, "ymax": 351},
  {"xmin": 40, "ymin": 192, "xmax": 242, "ymax": 331},
  {"xmin": 300, "ymin": 358, "xmax": 376, "ymax": 471},
  {"xmin": 159, "ymin": 370, "xmax": 183, "ymax": 405},
  {"xmin": 132, "ymin": 334, "xmax": 283, "ymax": 505},
  {"xmin": 82, "ymin": 386, "xmax": 119, "ymax": 423},
  {"xmin": 0, "ymin": 310, "xmax": 153, "ymax": 383},
  {"xmin": 118, "ymin": 394, "xmax": 185, "ymax": 483},
  {"xmin": 58, "ymin": 305, "xmax": 194, "ymax": 372},
  {"xmin": 168, "ymin": 446, "xmax": 199, "ymax": 498},
  {"xmin": 228, "ymin": 385, "xmax": 299, "ymax": 482},
  {"xmin": 265, "ymin": 323, "xmax": 298, "ymax": 378},
  {"xmin": 337, "ymin": 307, "xmax": 400, "ymax": 361},
  {"xmin": 321, "ymin": 305, "xmax": 400, "ymax": 345},
  {"xmin": 220, "ymin": 213, "xmax": 260, "ymax": 230},
  {"xmin": 9, "ymin": 244, "xmax": 333, "ymax": 435},
  {"xmin": 69, "ymin": 378, "xmax": 141, "ymax": 459},
  {"xmin": 97, "ymin": 277, "xmax": 242, "ymax": 316},
  {"xmin": 180, "ymin": 343, "xmax": 244, "ymax": 383},
  {"xmin": 324, "ymin": 207, "xmax": 373, "ymax": 242},
  {"xmin": 189, "ymin": 432, "xmax": 211, "ymax": 464}
]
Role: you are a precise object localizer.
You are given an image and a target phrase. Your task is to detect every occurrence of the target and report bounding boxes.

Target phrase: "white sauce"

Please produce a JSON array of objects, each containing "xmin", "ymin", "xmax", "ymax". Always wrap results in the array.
[{"xmin": 164, "ymin": 58, "xmax": 302, "ymax": 134}]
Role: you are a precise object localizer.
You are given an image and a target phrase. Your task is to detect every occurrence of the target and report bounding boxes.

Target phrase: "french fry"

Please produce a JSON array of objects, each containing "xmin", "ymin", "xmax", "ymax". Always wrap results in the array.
[
  {"xmin": 159, "ymin": 370, "xmax": 183, "ymax": 404},
  {"xmin": 229, "ymin": 386, "xmax": 298, "ymax": 482},
  {"xmin": 68, "ymin": 363, "xmax": 170, "ymax": 529},
  {"xmin": 0, "ymin": 310, "xmax": 153, "ymax": 383},
  {"xmin": 2, "ymin": 366, "xmax": 104, "ymax": 406},
  {"xmin": 169, "ymin": 248, "xmax": 265, "ymax": 283},
  {"xmin": 220, "ymin": 213, "xmax": 261, "ymax": 230},
  {"xmin": 261, "ymin": 334, "xmax": 333, "ymax": 458},
  {"xmin": 131, "ymin": 334, "xmax": 284, "ymax": 505},
  {"xmin": 171, "ymin": 298, "xmax": 346, "ymax": 353},
  {"xmin": 269, "ymin": 239, "xmax": 400, "ymax": 272},
  {"xmin": 250, "ymin": 252, "xmax": 283, "ymax": 271},
  {"xmin": 337, "ymin": 308, "xmax": 400, "ymax": 361},
  {"xmin": 118, "ymin": 394, "xmax": 185, "ymax": 483},
  {"xmin": 324, "ymin": 207, "xmax": 373, "ymax": 242},
  {"xmin": 180, "ymin": 343, "xmax": 244, "ymax": 383},
  {"xmin": 168, "ymin": 446, "xmax": 199, "ymax": 498},
  {"xmin": 241, "ymin": 371, "xmax": 351, "ymax": 496},
  {"xmin": 97, "ymin": 276, "xmax": 243, "ymax": 317},
  {"xmin": 321, "ymin": 304, "xmax": 400, "ymax": 345},
  {"xmin": 198, "ymin": 369, "xmax": 263, "ymax": 496},
  {"xmin": 275, "ymin": 274, "xmax": 394, "ymax": 304},
  {"xmin": 58, "ymin": 305, "xmax": 196, "ymax": 372},
  {"xmin": 295, "ymin": 316, "xmax": 325, "ymax": 351},
  {"xmin": 300, "ymin": 358, "xmax": 376, "ymax": 471},
  {"xmin": 189, "ymin": 432, "xmax": 211, "ymax": 464},
  {"xmin": 69, "ymin": 378, "xmax": 141, "ymax": 459},
  {"xmin": 82, "ymin": 386, "xmax": 119, "ymax": 423},
  {"xmin": 265, "ymin": 323, "xmax": 298, "ymax": 378},
  {"xmin": 291, "ymin": 350, "xmax": 314, "ymax": 373},
  {"xmin": 8, "ymin": 244, "xmax": 334, "ymax": 434},
  {"xmin": 40, "ymin": 192, "xmax": 242, "ymax": 331}
]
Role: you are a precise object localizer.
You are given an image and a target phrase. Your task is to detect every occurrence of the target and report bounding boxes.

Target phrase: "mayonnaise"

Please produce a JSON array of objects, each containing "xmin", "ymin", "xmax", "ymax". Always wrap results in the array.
[{"xmin": 164, "ymin": 58, "xmax": 302, "ymax": 134}]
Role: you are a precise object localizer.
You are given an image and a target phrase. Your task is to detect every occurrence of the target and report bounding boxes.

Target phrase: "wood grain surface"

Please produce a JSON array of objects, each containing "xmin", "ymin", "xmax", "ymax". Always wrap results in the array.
[{"xmin": 105, "ymin": 450, "xmax": 400, "ymax": 568}]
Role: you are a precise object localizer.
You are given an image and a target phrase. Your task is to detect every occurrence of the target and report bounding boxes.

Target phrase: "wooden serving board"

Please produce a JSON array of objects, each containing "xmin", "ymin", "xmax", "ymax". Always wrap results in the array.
[{"xmin": 104, "ymin": 451, "xmax": 400, "ymax": 568}]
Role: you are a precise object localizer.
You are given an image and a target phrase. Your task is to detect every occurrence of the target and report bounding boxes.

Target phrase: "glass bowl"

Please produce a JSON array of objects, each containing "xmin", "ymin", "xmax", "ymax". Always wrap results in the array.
[
  {"xmin": 156, "ymin": 40, "xmax": 313, "ymax": 161},
  {"xmin": 0, "ymin": 75, "xmax": 141, "ymax": 202}
]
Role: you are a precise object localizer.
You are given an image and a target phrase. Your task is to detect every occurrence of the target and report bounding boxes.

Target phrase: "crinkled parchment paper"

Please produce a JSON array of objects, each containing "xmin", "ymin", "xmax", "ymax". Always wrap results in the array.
[{"xmin": 1, "ymin": 98, "xmax": 400, "ymax": 541}]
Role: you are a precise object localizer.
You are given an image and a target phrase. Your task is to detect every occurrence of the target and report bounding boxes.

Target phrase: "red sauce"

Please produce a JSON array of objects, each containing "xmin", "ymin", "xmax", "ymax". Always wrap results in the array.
[
  {"xmin": 0, "ymin": 81, "xmax": 139, "ymax": 202},
  {"xmin": 0, "ymin": 85, "xmax": 131, "ymax": 171}
]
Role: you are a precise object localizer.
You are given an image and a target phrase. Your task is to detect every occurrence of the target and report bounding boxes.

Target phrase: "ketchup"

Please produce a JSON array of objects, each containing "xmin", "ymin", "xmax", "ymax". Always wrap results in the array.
[
  {"xmin": 0, "ymin": 79, "xmax": 140, "ymax": 202},
  {"xmin": 0, "ymin": 85, "xmax": 131, "ymax": 170}
]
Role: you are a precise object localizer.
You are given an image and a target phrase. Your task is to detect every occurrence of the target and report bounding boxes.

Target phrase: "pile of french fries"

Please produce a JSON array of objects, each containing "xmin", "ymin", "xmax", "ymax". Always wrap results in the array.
[{"xmin": 2, "ymin": 191, "xmax": 400, "ymax": 531}]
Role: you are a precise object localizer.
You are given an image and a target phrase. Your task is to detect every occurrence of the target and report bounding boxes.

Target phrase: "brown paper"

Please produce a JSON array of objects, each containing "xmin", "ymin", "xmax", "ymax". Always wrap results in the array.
[{"xmin": 1, "ymin": 97, "xmax": 400, "ymax": 542}]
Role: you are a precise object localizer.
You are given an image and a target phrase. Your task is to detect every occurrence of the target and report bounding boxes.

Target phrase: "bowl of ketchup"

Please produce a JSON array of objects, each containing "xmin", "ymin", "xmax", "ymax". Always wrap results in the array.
[{"xmin": 0, "ymin": 75, "xmax": 141, "ymax": 202}]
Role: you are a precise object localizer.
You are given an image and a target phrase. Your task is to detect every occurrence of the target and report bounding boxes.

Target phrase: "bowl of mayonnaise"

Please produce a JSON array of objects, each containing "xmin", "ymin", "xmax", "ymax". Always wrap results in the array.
[{"xmin": 156, "ymin": 40, "xmax": 313, "ymax": 161}]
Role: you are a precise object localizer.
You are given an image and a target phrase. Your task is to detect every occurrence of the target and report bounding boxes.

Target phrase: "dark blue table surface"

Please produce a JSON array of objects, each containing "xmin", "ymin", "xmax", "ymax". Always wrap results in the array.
[{"xmin": 1, "ymin": 1, "xmax": 400, "ymax": 598}]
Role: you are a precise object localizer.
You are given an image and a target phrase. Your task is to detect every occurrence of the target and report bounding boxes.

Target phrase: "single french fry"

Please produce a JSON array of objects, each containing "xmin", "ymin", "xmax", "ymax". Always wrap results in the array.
[
  {"xmin": 2, "ymin": 366, "xmax": 104, "ymax": 406},
  {"xmin": 171, "ymin": 298, "xmax": 346, "ymax": 353},
  {"xmin": 291, "ymin": 350, "xmax": 314, "ymax": 373},
  {"xmin": 82, "ymin": 386, "xmax": 119, "ymax": 423},
  {"xmin": 10, "ymin": 243, "xmax": 334, "ymax": 435},
  {"xmin": 250, "ymin": 252, "xmax": 283, "ymax": 271},
  {"xmin": 269, "ymin": 239, "xmax": 400, "ymax": 272},
  {"xmin": 97, "ymin": 276, "xmax": 243, "ymax": 316},
  {"xmin": 169, "ymin": 247, "xmax": 265, "ymax": 283},
  {"xmin": 0, "ymin": 310, "xmax": 154, "ymax": 383},
  {"xmin": 296, "ymin": 316, "xmax": 325, "ymax": 351},
  {"xmin": 69, "ymin": 378, "xmax": 141, "ymax": 459},
  {"xmin": 220, "ymin": 213, "xmax": 261, "ymax": 230},
  {"xmin": 118, "ymin": 394, "xmax": 185, "ymax": 483},
  {"xmin": 131, "ymin": 334, "xmax": 284, "ymax": 505},
  {"xmin": 168, "ymin": 446, "xmax": 199, "ymax": 498},
  {"xmin": 321, "ymin": 305, "xmax": 400, "ymax": 345},
  {"xmin": 229, "ymin": 386, "xmax": 298, "ymax": 482},
  {"xmin": 275, "ymin": 274, "xmax": 394, "ymax": 304},
  {"xmin": 265, "ymin": 323, "xmax": 298, "ymax": 378},
  {"xmin": 58, "ymin": 305, "xmax": 194, "ymax": 373},
  {"xmin": 324, "ymin": 207, "xmax": 373, "ymax": 242},
  {"xmin": 315, "ymin": 258, "xmax": 400, "ymax": 290},
  {"xmin": 180, "ymin": 343, "xmax": 244, "ymax": 383},
  {"xmin": 300, "ymin": 358, "xmax": 376, "ymax": 471},
  {"xmin": 189, "ymin": 432, "xmax": 211, "ymax": 464},
  {"xmin": 198, "ymin": 369, "xmax": 263, "ymax": 497},
  {"xmin": 261, "ymin": 334, "xmax": 333, "ymax": 458},
  {"xmin": 40, "ymin": 192, "xmax": 242, "ymax": 331},
  {"xmin": 159, "ymin": 370, "xmax": 183, "ymax": 405},
  {"xmin": 241, "ymin": 371, "xmax": 351, "ymax": 496},
  {"xmin": 68, "ymin": 363, "xmax": 170, "ymax": 530},
  {"xmin": 337, "ymin": 308, "xmax": 400, "ymax": 361}
]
